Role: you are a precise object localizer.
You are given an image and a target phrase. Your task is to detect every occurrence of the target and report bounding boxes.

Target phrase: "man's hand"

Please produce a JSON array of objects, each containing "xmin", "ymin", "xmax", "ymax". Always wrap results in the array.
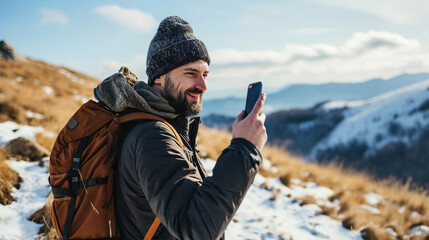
[{"xmin": 232, "ymin": 93, "xmax": 268, "ymax": 150}]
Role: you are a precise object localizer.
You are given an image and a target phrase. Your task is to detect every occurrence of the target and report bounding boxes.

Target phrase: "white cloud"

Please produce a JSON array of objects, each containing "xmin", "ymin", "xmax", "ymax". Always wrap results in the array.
[
  {"xmin": 40, "ymin": 8, "xmax": 69, "ymax": 25},
  {"xmin": 94, "ymin": 5, "xmax": 157, "ymax": 33},
  {"xmin": 343, "ymin": 31, "xmax": 420, "ymax": 55},
  {"xmin": 312, "ymin": 0, "xmax": 429, "ymax": 24},
  {"xmin": 207, "ymin": 31, "xmax": 429, "ymax": 94},
  {"xmin": 211, "ymin": 31, "xmax": 420, "ymax": 66}
]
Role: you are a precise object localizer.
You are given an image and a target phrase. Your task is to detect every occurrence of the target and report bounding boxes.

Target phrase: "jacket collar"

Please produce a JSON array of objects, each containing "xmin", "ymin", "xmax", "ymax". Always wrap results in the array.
[
  {"xmin": 170, "ymin": 115, "xmax": 200, "ymax": 149},
  {"xmin": 170, "ymin": 115, "xmax": 190, "ymax": 136}
]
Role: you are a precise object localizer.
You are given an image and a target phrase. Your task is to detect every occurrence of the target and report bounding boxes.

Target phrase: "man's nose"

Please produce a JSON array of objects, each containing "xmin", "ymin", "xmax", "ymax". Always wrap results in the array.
[{"xmin": 195, "ymin": 75, "xmax": 207, "ymax": 92}]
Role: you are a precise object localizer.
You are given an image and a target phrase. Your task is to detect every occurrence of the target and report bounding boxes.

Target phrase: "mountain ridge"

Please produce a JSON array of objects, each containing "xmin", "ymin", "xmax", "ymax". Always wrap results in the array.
[{"xmin": 202, "ymin": 72, "xmax": 429, "ymax": 117}]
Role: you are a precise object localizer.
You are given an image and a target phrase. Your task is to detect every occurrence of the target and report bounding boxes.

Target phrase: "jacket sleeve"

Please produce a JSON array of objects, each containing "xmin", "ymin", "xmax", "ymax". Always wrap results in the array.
[{"xmin": 133, "ymin": 121, "xmax": 263, "ymax": 240}]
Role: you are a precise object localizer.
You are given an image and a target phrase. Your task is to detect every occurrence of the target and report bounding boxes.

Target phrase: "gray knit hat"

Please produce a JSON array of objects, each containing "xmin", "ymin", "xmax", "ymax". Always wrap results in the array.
[{"xmin": 146, "ymin": 16, "xmax": 210, "ymax": 85}]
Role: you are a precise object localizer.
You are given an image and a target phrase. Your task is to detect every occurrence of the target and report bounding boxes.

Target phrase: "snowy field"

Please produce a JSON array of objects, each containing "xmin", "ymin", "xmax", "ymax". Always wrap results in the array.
[
  {"xmin": 202, "ymin": 159, "xmax": 362, "ymax": 240},
  {"xmin": 0, "ymin": 160, "xmax": 50, "ymax": 240},
  {"xmin": 0, "ymin": 121, "xmax": 362, "ymax": 239},
  {"xmin": 0, "ymin": 122, "xmax": 50, "ymax": 240}
]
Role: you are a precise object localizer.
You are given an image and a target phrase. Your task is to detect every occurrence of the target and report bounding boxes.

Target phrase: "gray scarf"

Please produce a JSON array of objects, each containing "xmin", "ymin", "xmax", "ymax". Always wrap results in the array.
[{"xmin": 94, "ymin": 67, "xmax": 178, "ymax": 119}]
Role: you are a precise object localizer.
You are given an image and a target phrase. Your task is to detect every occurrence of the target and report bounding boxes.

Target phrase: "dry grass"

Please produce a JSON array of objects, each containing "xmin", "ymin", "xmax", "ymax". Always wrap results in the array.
[
  {"xmin": 35, "ymin": 133, "xmax": 56, "ymax": 155},
  {"xmin": 0, "ymin": 59, "xmax": 98, "ymax": 133},
  {"xmin": 298, "ymin": 195, "xmax": 317, "ymax": 206},
  {"xmin": 360, "ymin": 227, "xmax": 396, "ymax": 240},
  {"xmin": 0, "ymin": 147, "xmax": 21, "ymax": 205},
  {"xmin": 28, "ymin": 194, "xmax": 57, "ymax": 239},
  {"xmin": 197, "ymin": 125, "xmax": 231, "ymax": 160}
]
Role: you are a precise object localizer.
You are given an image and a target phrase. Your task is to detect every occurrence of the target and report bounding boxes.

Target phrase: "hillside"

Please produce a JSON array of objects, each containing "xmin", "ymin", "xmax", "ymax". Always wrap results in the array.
[
  {"xmin": 0, "ymin": 61, "xmax": 98, "ymax": 131},
  {"xmin": 261, "ymin": 80, "xmax": 429, "ymax": 187},
  {"xmin": 0, "ymin": 42, "xmax": 428, "ymax": 239},
  {"xmin": 312, "ymin": 80, "xmax": 429, "ymax": 184}
]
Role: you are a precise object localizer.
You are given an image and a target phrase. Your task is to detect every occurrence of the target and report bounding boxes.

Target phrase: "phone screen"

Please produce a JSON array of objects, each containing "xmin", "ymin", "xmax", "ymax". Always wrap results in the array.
[{"xmin": 245, "ymin": 82, "xmax": 263, "ymax": 116}]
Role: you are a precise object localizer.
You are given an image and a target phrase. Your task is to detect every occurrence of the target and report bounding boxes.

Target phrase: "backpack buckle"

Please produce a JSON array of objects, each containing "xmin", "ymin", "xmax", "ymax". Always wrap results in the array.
[{"xmin": 68, "ymin": 171, "xmax": 80, "ymax": 195}]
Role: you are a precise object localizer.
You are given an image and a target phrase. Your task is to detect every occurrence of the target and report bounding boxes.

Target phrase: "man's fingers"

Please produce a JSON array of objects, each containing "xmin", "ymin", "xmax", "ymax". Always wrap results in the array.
[
  {"xmin": 250, "ymin": 93, "xmax": 266, "ymax": 117},
  {"xmin": 235, "ymin": 110, "xmax": 246, "ymax": 123},
  {"xmin": 258, "ymin": 112, "xmax": 266, "ymax": 123}
]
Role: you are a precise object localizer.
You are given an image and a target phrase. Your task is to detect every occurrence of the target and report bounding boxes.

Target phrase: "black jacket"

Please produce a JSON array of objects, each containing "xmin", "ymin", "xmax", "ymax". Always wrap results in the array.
[{"xmin": 115, "ymin": 115, "xmax": 263, "ymax": 240}]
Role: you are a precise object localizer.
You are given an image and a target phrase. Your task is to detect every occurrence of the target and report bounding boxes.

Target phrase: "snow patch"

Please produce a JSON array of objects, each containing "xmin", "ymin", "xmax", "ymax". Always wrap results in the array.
[
  {"xmin": 386, "ymin": 227, "xmax": 398, "ymax": 237},
  {"xmin": 411, "ymin": 211, "xmax": 423, "ymax": 219},
  {"xmin": 26, "ymin": 110, "xmax": 44, "ymax": 120},
  {"xmin": 410, "ymin": 225, "xmax": 429, "ymax": 235},
  {"xmin": 15, "ymin": 76, "xmax": 23, "ymax": 82},
  {"xmin": 365, "ymin": 192, "xmax": 383, "ymax": 205},
  {"xmin": 261, "ymin": 159, "xmax": 278, "ymax": 173},
  {"xmin": 0, "ymin": 121, "xmax": 44, "ymax": 146},
  {"xmin": 42, "ymin": 131, "xmax": 57, "ymax": 139},
  {"xmin": 398, "ymin": 205, "xmax": 407, "ymax": 213},
  {"xmin": 291, "ymin": 181, "xmax": 334, "ymax": 200},
  {"xmin": 42, "ymin": 86, "xmax": 54, "ymax": 95},
  {"xmin": 359, "ymin": 204, "xmax": 381, "ymax": 214},
  {"xmin": 59, "ymin": 68, "xmax": 86, "ymax": 84},
  {"xmin": 0, "ymin": 159, "xmax": 50, "ymax": 240},
  {"xmin": 74, "ymin": 95, "xmax": 89, "ymax": 104}
]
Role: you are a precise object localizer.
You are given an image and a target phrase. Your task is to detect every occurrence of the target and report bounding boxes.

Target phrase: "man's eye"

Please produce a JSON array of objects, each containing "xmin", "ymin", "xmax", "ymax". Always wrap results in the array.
[{"xmin": 185, "ymin": 72, "xmax": 195, "ymax": 77}]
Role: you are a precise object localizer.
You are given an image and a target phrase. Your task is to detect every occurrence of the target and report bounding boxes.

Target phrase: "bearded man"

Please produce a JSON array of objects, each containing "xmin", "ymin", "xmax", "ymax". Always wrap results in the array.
[{"xmin": 95, "ymin": 16, "xmax": 267, "ymax": 240}]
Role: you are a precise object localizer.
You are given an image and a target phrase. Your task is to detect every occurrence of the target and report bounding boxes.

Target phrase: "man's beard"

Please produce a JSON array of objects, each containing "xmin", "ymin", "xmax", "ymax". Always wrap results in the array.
[{"xmin": 162, "ymin": 74, "xmax": 203, "ymax": 117}]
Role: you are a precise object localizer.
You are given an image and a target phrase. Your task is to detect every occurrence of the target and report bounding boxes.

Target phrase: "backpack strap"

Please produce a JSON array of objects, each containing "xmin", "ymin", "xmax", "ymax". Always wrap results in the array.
[
  {"xmin": 117, "ymin": 112, "xmax": 184, "ymax": 240},
  {"xmin": 51, "ymin": 177, "xmax": 108, "ymax": 198},
  {"xmin": 117, "ymin": 112, "xmax": 184, "ymax": 149},
  {"xmin": 143, "ymin": 217, "xmax": 162, "ymax": 240},
  {"xmin": 62, "ymin": 136, "xmax": 89, "ymax": 240}
]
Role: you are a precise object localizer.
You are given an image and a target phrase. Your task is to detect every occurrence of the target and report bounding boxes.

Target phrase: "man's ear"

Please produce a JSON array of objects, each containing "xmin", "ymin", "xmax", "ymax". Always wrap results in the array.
[
  {"xmin": 153, "ymin": 77, "xmax": 161, "ymax": 84},
  {"xmin": 151, "ymin": 76, "xmax": 163, "ymax": 94}
]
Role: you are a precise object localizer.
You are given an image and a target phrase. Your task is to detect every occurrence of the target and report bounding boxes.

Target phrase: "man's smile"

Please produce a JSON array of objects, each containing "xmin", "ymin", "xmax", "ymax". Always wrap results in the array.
[{"xmin": 187, "ymin": 92, "xmax": 202, "ymax": 101}]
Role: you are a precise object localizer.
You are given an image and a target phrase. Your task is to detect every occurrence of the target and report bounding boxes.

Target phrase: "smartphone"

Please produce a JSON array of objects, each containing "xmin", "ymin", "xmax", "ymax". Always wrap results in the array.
[{"xmin": 245, "ymin": 82, "xmax": 263, "ymax": 116}]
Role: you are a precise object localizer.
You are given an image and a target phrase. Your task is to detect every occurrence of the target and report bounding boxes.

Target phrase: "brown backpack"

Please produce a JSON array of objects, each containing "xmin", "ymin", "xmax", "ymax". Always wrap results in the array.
[{"xmin": 49, "ymin": 100, "xmax": 183, "ymax": 240}]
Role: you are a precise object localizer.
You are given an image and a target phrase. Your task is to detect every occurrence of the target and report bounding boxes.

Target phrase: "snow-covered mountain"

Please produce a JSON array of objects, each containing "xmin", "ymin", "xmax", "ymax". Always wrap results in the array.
[
  {"xmin": 264, "ymin": 79, "xmax": 429, "ymax": 186},
  {"xmin": 311, "ymin": 79, "xmax": 429, "ymax": 159}
]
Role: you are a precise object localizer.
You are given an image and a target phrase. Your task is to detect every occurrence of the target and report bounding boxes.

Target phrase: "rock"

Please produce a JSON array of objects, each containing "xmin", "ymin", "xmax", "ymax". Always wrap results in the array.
[
  {"xmin": 5, "ymin": 137, "xmax": 49, "ymax": 162},
  {"xmin": 0, "ymin": 102, "xmax": 27, "ymax": 123},
  {"xmin": 0, "ymin": 40, "xmax": 27, "ymax": 61}
]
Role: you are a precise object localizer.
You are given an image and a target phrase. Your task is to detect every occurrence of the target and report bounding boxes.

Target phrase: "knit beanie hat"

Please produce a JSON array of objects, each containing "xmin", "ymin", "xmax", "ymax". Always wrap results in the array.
[{"xmin": 146, "ymin": 16, "xmax": 210, "ymax": 85}]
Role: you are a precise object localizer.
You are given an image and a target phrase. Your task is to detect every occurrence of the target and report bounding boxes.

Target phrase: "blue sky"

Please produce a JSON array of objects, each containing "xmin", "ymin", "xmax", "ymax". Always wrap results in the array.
[{"xmin": 1, "ymin": 0, "xmax": 429, "ymax": 99}]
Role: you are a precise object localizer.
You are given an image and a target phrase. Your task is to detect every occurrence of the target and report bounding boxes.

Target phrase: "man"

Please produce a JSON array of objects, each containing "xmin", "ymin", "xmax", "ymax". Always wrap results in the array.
[{"xmin": 95, "ymin": 16, "xmax": 267, "ymax": 240}]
